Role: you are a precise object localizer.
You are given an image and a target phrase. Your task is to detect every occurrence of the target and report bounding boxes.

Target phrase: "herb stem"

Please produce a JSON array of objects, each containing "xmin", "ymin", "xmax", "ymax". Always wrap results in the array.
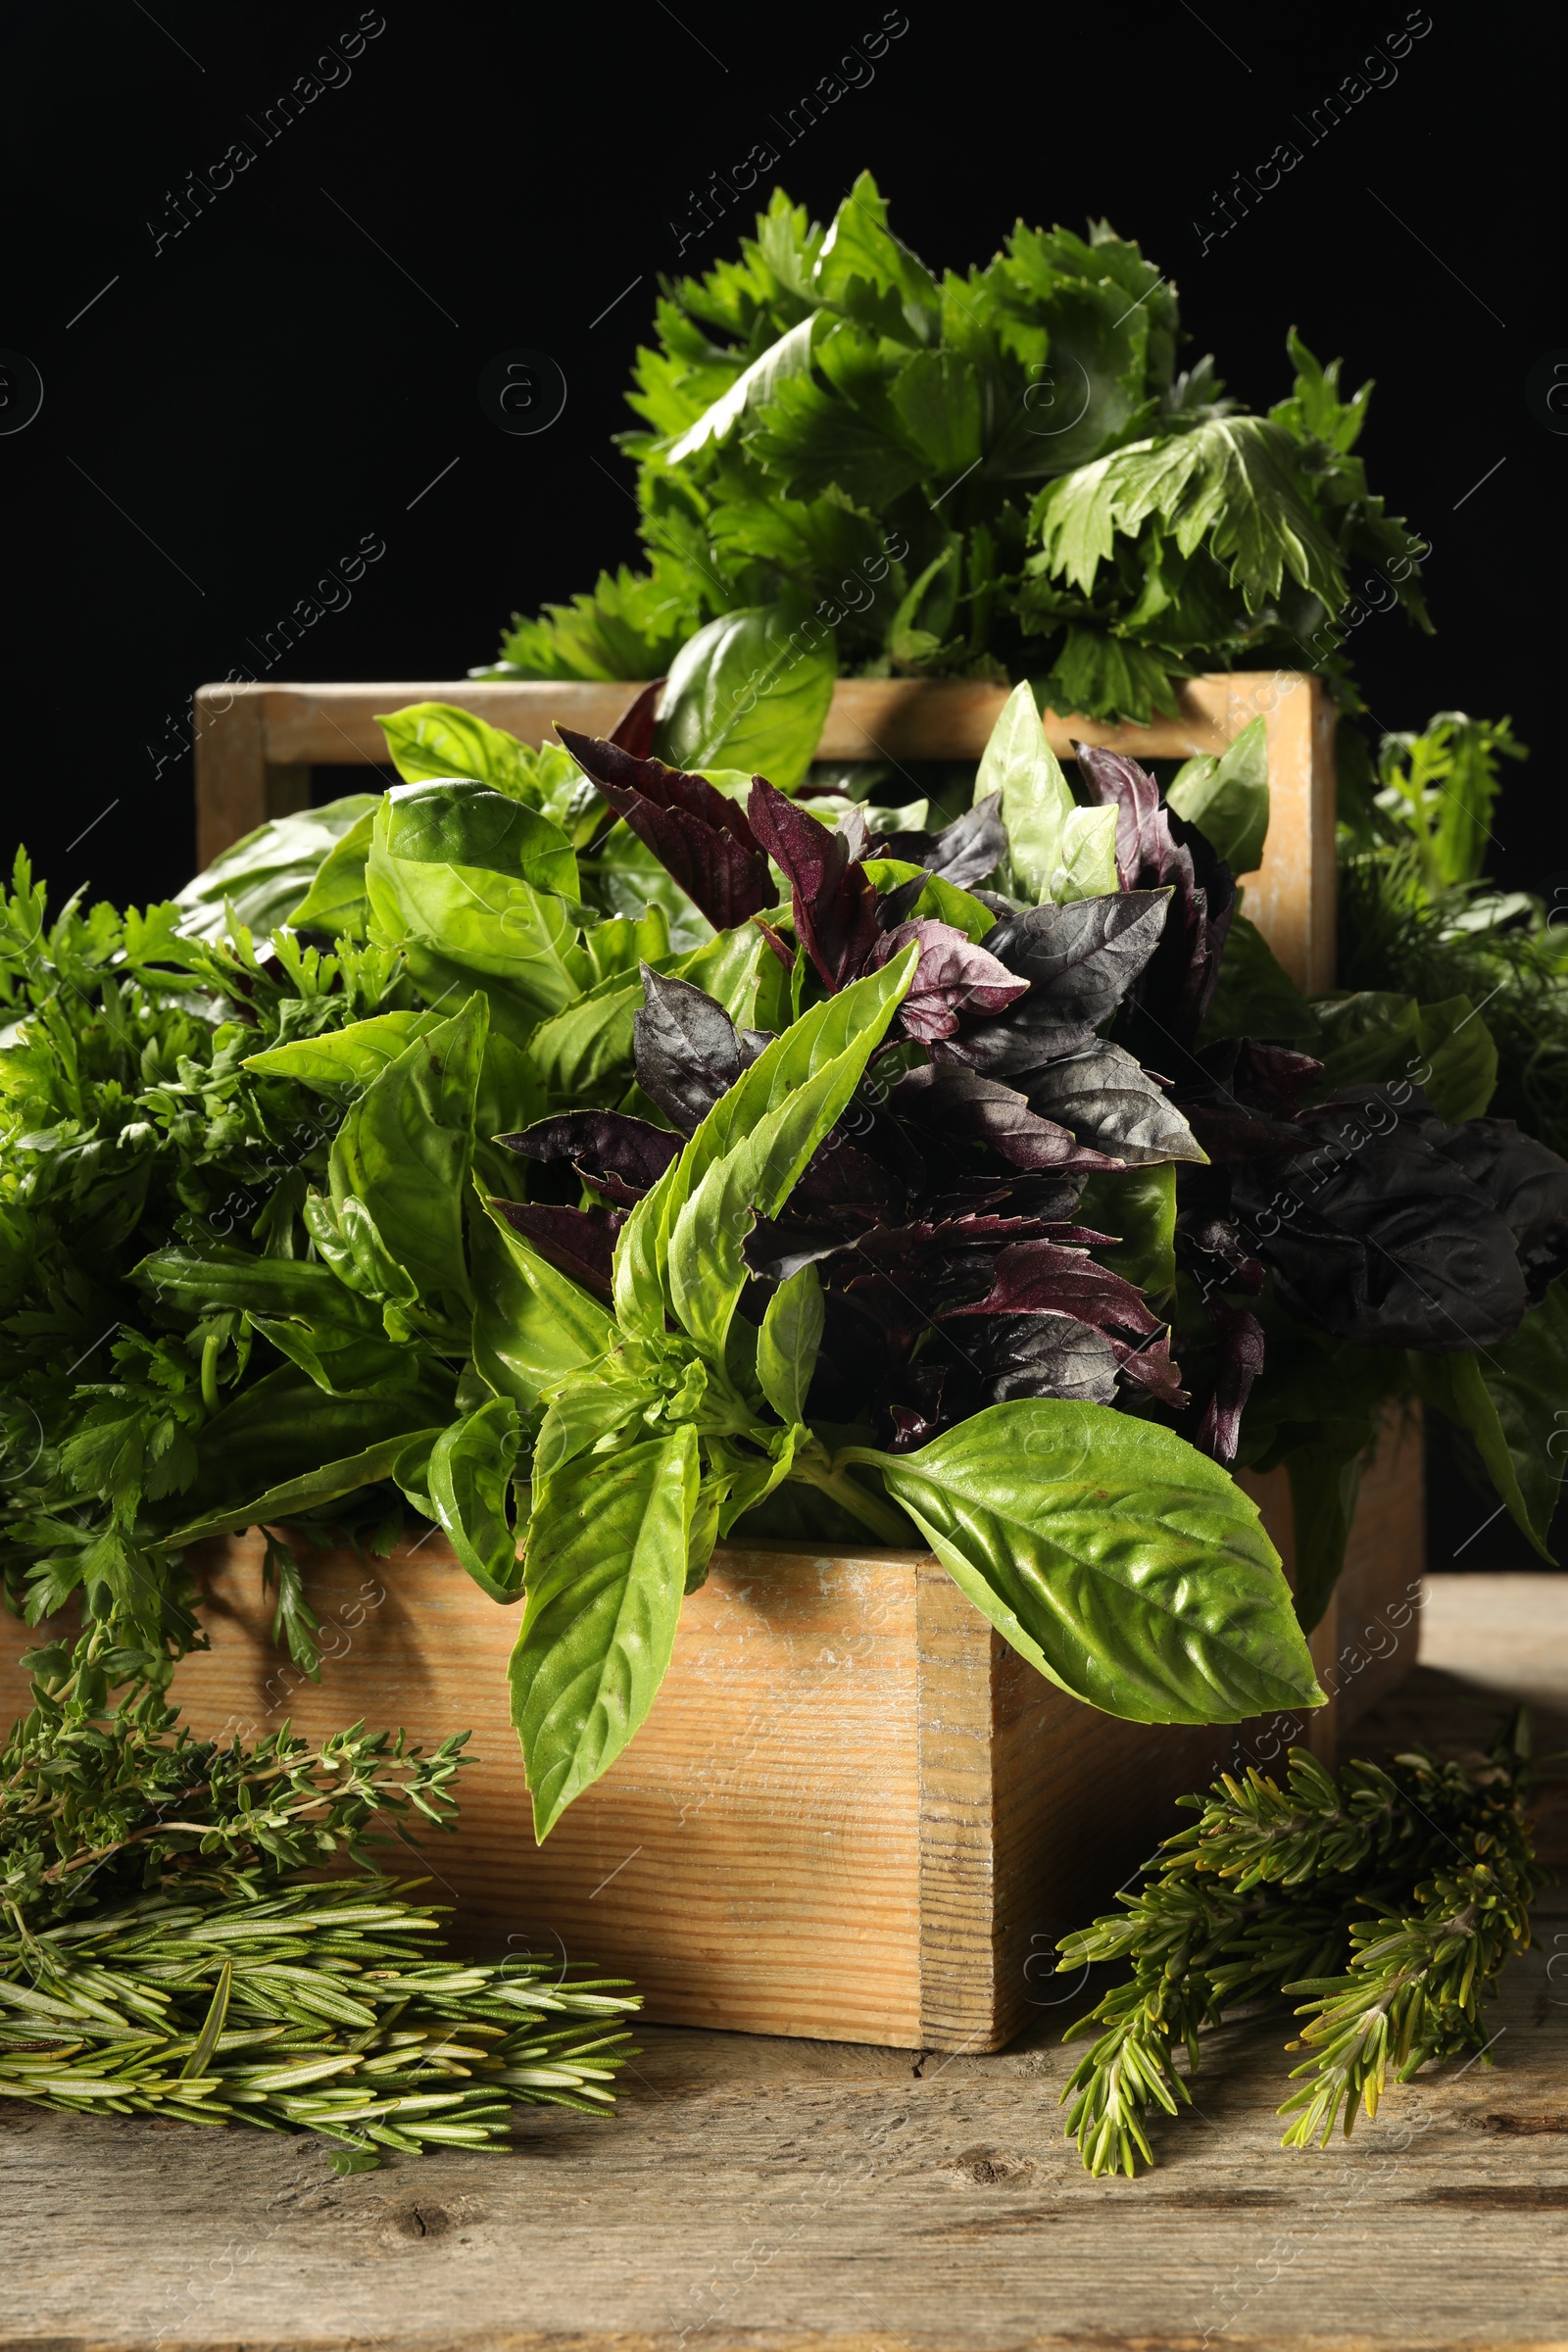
[{"xmin": 790, "ymin": 1449, "xmax": 910, "ymax": 1545}]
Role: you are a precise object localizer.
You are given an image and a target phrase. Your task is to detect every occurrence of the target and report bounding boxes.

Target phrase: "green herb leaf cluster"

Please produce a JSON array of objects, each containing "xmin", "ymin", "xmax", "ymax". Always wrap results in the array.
[
  {"xmin": 1056, "ymin": 1712, "xmax": 1544, "ymax": 2176},
  {"xmin": 477, "ymin": 178, "xmax": 1428, "ymax": 723}
]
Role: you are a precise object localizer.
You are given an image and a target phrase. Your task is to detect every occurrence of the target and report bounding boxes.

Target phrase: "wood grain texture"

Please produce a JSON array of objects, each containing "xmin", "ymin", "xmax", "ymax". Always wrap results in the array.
[{"xmin": 5, "ymin": 1585, "xmax": 1564, "ymax": 2352}]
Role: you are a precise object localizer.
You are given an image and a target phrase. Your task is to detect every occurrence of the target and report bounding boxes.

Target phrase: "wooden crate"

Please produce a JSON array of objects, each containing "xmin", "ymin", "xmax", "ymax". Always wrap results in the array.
[
  {"xmin": 0, "ymin": 1416, "xmax": 1420, "ymax": 2055},
  {"xmin": 193, "ymin": 669, "xmax": 1337, "ymax": 989}
]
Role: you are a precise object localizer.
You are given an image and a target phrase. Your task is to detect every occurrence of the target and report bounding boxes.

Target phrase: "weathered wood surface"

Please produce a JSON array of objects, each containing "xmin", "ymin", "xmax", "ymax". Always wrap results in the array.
[
  {"xmin": 190, "ymin": 671, "xmax": 1335, "ymax": 988},
  {"xmin": 6, "ymin": 1573, "xmax": 1566, "ymax": 2352}
]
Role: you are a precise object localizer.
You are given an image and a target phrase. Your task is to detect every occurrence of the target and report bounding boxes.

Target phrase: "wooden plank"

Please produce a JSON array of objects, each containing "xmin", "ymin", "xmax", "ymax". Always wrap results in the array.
[
  {"xmin": 167, "ymin": 1535, "xmax": 926, "ymax": 2049},
  {"xmin": 6, "ymin": 1583, "xmax": 1565, "ymax": 2352},
  {"xmin": 192, "ymin": 685, "xmax": 267, "ymax": 870}
]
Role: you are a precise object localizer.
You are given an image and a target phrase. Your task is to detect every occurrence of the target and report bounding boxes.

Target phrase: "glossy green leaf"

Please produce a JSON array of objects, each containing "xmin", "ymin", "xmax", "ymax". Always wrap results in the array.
[
  {"xmin": 618, "ymin": 948, "xmax": 915, "ymax": 1345},
  {"xmin": 160, "ymin": 1369, "xmax": 452, "ymax": 1546},
  {"xmin": 286, "ymin": 807, "xmax": 376, "ymax": 940},
  {"xmin": 132, "ymin": 1245, "xmax": 378, "ymax": 1333},
  {"xmin": 861, "ymin": 859, "xmax": 996, "ymax": 942},
  {"xmin": 366, "ymin": 783, "xmax": 584, "ymax": 1038},
  {"xmin": 376, "ymin": 702, "xmax": 542, "ymax": 799},
  {"xmin": 303, "ymin": 1192, "xmax": 420, "ymax": 1330},
  {"xmin": 653, "ymin": 606, "xmax": 835, "ymax": 792},
  {"xmin": 973, "ymin": 681, "xmax": 1117, "ymax": 905},
  {"xmin": 1309, "ymin": 992, "xmax": 1497, "ymax": 1123},
  {"xmin": 469, "ymin": 1200, "xmax": 616, "ymax": 1411},
  {"xmin": 1285, "ymin": 1437, "xmax": 1367, "ymax": 1632},
  {"xmin": 1078, "ymin": 1163, "xmax": 1177, "ymax": 1302},
  {"xmin": 756, "ymin": 1266, "xmax": 824, "ymax": 1425},
  {"xmin": 673, "ymin": 920, "xmax": 793, "ymax": 1030},
  {"xmin": 175, "ymin": 796, "xmax": 379, "ymax": 945},
  {"xmin": 874, "ymin": 1401, "xmax": 1321, "ymax": 1723},
  {"xmin": 327, "ymin": 992, "xmax": 486, "ymax": 1322},
  {"xmin": 1412, "ymin": 1282, "xmax": 1567, "ymax": 1563},
  {"xmin": 1166, "ymin": 715, "xmax": 1270, "ymax": 874},
  {"xmin": 429, "ymin": 1396, "xmax": 525, "ymax": 1601},
  {"xmin": 812, "ymin": 171, "xmax": 940, "ymax": 348},
  {"xmin": 525, "ymin": 971, "xmax": 645, "ymax": 1110},
  {"xmin": 243, "ymin": 1011, "xmax": 442, "ymax": 1096},
  {"xmin": 511, "ymin": 1424, "xmax": 699, "ymax": 1837}
]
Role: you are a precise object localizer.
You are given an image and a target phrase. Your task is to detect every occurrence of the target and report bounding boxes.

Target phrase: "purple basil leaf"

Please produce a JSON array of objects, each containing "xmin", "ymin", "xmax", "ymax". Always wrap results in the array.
[
  {"xmin": 1074, "ymin": 742, "xmax": 1165, "ymax": 891},
  {"xmin": 558, "ymin": 726, "xmax": 772, "ymax": 930},
  {"xmin": 867, "ymin": 918, "xmax": 1026, "ymax": 1044},
  {"xmin": 1023, "ymin": 1040, "xmax": 1206, "ymax": 1166},
  {"xmin": 1194, "ymin": 1303, "xmax": 1266, "ymax": 1465},
  {"xmin": 893, "ymin": 1063, "xmax": 1121, "ymax": 1173},
  {"xmin": 1423, "ymin": 1115, "xmax": 1568, "ymax": 1306},
  {"xmin": 1177, "ymin": 1038, "xmax": 1322, "ymax": 1164},
  {"xmin": 944, "ymin": 1237, "xmax": 1163, "ymax": 1333},
  {"xmin": 924, "ymin": 794, "xmax": 1008, "ymax": 890},
  {"xmin": 974, "ymin": 1312, "xmax": 1121, "ymax": 1405},
  {"xmin": 1178, "ymin": 1210, "xmax": 1265, "ymax": 1297},
  {"xmin": 1107, "ymin": 1328, "xmax": 1189, "ymax": 1409},
  {"xmin": 487, "ymin": 1200, "xmax": 620, "ymax": 1300},
  {"xmin": 954, "ymin": 891, "xmax": 1171, "ymax": 1070},
  {"xmin": 634, "ymin": 966, "xmax": 750, "ymax": 1136},
  {"xmin": 1231, "ymin": 1105, "xmax": 1530, "ymax": 1350},
  {"xmin": 610, "ymin": 681, "xmax": 663, "ymax": 759},
  {"xmin": 497, "ymin": 1109, "xmax": 680, "ymax": 1205},
  {"xmin": 748, "ymin": 776, "xmax": 881, "ymax": 990}
]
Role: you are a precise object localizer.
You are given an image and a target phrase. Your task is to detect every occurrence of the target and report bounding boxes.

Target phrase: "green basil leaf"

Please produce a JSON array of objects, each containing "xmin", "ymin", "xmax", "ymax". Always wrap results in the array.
[
  {"xmin": 243, "ymin": 1010, "xmax": 443, "ymax": 1096},
  {"xmin": 973, "ymin": 681, "xmax": 1118, "ymax": 905},
  {"xmin": 249, "ymin": 1316, "xmax": 421, "ymax": 1399},
  {"xmin": 580, "ymin": 907, "xmax": 671, "ymax": 984},
  {"xmin": 1310, "ymin": 991, "xmax": 1497, "ymax": 1124},
  {"xmin": 1078, "ymin": 1163, "xmax": 1178, "ymax": 1302},
  {"xmin": 525, "ymin": 971, "xmax": 645, "ymax": 1109},
  {"xmin": 303, "ymin": 1192, "xmax": 421, "ymax": 1330},
  {"xmin": 470, "ymin": 1200, "xmax": 616, "ymax": 1411},
  {"xmin": 327, "ymin": 992, "xmax": 486, "ymax": 1323},
  {"xmin": 673, "ymin": 920, "xmax": 793, "ymax": 1030},
  {"xmin": 376, "ymin": 701, "xmax": 542, "ymax": 799},
  {"xmin": 532, "ymin": 1373, "xmax": 655, "ymax": 1480},
  {"xmin": 876, "ymin": 1400, "xmax": 1321, "ymax": 1723},
  {"xmin": 861, "ymin": 860, "xmax": 997, "ymax": 942},
  {"xmin": 1284, "ymin": 1437, "xmax": 1367, "ymax": 1631},
  {"xmin": 1166, "ymin": 714, "xmax": 1269, "ymax": 874},
  {"xmin": 286, "ymin": 807, "xmax": 376, "ymax": 940},
  {"xmin": 132, "ymin": 1245, "xmax": 378, "ymax": 1333},
  {"xmin": 511, "ymin": 1424, "xmax": 699, "ymax": 1836},
  {"xmin": 653, "ymin": 605, "xmax": 835, "ymax": 792},
  {"xmin": 429, "ymin": 1396, "xmax": 524, "ymax": 1602},
  {"xmin": 175, "ymin": 795, "xmax": 379, "ymax": 945},
  {"xmin": 756, "ymin": 1265, "xmax": 824, "ymax": 1424},
  {"xmin": 648, "ymin": 948, "xmax": 918, "ymax": 1354},
  {"xmin": 160, "ymin": 1368, "xmax": 453, "ymax": 1545},
  {"xmin": 1200, "ymin": 912, "xmax": 1317, "ymax": 1048},
  {"xmin": 1412, "ymin": 1281, "xmax": 1567, "ymax": 1562},
  {"xmin": 366, "ymin": 783, "xmax": 584, "ymax": 1038}
]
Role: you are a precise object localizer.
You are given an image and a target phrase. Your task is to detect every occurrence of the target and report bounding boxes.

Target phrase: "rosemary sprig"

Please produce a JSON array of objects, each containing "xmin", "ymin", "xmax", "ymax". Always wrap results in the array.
[
  {"xmin": 2, "ymin": 1628, "xmax": 639, "ymax": 2171},
  {"xmin": 1056, "ymin": 1714, "xmax": 1544, "ymax": 2177}
]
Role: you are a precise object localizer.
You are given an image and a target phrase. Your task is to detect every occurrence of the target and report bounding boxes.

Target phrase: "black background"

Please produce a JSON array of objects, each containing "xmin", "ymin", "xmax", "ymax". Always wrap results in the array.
[{"xmin": 1, "ymin": 0, "xmax": 1560, "ymax": 915}]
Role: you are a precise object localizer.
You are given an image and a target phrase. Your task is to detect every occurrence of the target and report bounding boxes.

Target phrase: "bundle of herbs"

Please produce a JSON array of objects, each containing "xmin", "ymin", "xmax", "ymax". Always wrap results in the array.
[
  {"xmin": 1055, "ymin": 1710, "xmax": 1545, "ymax": 2176},
  {"xmin": 477, "ymin": 173, "xmax": 1428, "ymax": 726},
  {"xmin": 4, "ymin": 682, "xmax": 1565, "ymax": 1844},
  {"xmin": 0, "ymin": 1626, "xmax": 637, "ymax": 2168}
]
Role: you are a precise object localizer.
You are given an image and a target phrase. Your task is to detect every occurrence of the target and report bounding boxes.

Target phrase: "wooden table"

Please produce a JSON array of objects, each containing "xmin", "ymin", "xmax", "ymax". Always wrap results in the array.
[{"xmin": 9, "ymin": 1574, "xmax": 1567, "ymax": 2352}]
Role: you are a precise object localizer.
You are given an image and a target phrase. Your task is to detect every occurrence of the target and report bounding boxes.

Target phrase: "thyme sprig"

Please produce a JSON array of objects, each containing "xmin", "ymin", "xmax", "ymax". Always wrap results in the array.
[
  {"xmin": 1056, "ymin": 1714, "xmax": 1544, "ymax": 2176},
  {"xmin": 1, "ymin": 1629, "xmax": 639, "ymax": 2170}
]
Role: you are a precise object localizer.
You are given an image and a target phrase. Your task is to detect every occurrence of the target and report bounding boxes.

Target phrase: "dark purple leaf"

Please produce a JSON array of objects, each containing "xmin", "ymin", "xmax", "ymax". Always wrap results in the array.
[
  {"xmin": 1076, "ymin": 742, "xmax": 1236, "ymax": 1044},
  {"xmin": 921, "ymin": 794, "xmax": 1008, "ymax": 890},
  {"xmin": 1178, "ymin": 1210, "xmax": 1264, "ymax": 1297},
  {"xmin": 974, "ymin": 1313, "xmax": 1121, "ymax": 1405},
  {"xmin": 634, "ymin": 967, "xmax": 752, "ymax": 1136},
  {"xmin": 943, "ymin": 1238, "xmax": 1166, "ymax": 1336},
  {"xmin": 1422, "ymin": 1115, "xmax": 1568, "ymax": 1306},
  {"xmin": 1023, "ymin": 1041, "xmax": 1205, "ymax": 1166},
  {"xmin": 1194, "ymin": 1303, "xmax": 1265, "ymax": 1466},
  {"xmin": 866, "ymin": 919, "xmax": 1026, "ymax": 1044},
  {"xmin": 496, "ymin": 1110, "xmax": 679, "ymax": 1206},
  {"xmin": 1177, "ymin": 1037, "xmax": 1322, "ymax": 1163},
  {"xmin": 1231, "ymin": 1102, "xmax": 1530, "ymax": 1350},
  {"xmin": 748, "ymin": 777, "xmax": 881, "ymax": 991},
  {"xmin": 1107, "ymin": 1328, "xmax": 1189, "ymax": 1408},
  {"xmin": 892, "ymin": 1063, "xmax": 1121, "ymax": 1173},
  {"xmin": 951, "ymin": 891, "xmax": 1170, "ymax": 1071},
  {"xmin": 1074, "ymin": 742, "xmax": 1164, "ymax": 891},
  {"xmin": 557, "ymin": 726, "xmax": 772, "ymax": 930},
  {"xmin": 487, "ymin": 1200, "xmax": 620, "ymax": 1300},
  {"xmin": 610, "ymin": 681, "xmax": 663, "ymax": 759}
]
